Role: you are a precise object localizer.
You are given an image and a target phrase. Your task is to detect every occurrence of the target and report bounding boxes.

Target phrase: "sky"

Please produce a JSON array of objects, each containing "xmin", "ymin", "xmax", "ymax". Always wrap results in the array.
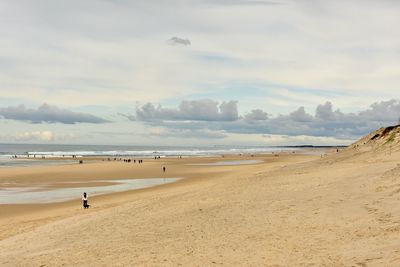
[{"xmin": 0, "ymin": 0, "xmax": 400, "ymax": 146}]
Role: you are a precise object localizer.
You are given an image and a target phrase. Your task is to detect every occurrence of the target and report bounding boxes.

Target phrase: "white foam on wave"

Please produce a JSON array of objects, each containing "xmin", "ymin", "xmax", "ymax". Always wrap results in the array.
[{"xmin": 20, "ymin": 147, "xmax": 299, "ymax": 157}]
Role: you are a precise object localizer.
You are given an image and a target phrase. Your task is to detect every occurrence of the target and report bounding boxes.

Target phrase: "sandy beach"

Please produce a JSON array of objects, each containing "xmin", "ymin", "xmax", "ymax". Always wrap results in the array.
[{"xmin": 1, "ymin": 144, "xmax": 400, "ymax": 266}]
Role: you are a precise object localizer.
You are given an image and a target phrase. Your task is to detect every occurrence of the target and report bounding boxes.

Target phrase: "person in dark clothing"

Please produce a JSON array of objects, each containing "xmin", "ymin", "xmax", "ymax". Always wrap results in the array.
[{"xmin": 82, "ymin": 192, "xmax": 89, "ymax": 209}]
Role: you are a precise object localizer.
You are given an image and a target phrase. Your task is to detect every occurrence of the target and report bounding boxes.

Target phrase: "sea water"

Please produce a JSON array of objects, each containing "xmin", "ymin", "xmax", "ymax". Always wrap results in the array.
[
  {"xmin": 0, "ymin": 157, "xmax": 79, "ymax": 168},
  {"xmin": 0, "ymin": 143, "xmax": 302, "ymax": 167}
]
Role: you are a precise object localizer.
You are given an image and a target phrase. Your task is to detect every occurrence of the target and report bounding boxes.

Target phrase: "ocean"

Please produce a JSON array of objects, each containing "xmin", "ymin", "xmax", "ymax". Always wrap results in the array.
[{"xmin": 0, "ymin": 143, "xmax": 306, "ymax": 168}]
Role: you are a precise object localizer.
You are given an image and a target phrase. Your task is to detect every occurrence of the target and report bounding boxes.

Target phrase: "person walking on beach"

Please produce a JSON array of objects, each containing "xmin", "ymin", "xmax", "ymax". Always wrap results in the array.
[
  {"xmin": 163, "ymin": 166, "xmax": 166, "ymax": 173},
  {"xmin": 82, "ymin": 192, "xmax": 89, "ymax": 209}
]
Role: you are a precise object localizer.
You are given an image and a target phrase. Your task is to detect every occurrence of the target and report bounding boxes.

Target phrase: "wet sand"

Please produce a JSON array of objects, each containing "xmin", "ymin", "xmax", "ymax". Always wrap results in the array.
[
  {"xmin": 0, "ymin": 154, "xmax": 295, "ymax": 239},
  {"xmin": 1, "ymin": 149, "xmax": 400, "ymax": 266}
]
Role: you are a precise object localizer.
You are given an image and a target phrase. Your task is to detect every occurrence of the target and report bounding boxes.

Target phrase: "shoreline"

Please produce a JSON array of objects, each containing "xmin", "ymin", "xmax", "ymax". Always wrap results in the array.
[{"xmin": 0, "ymin": 145, "xmax": 340, "ymax": 160}]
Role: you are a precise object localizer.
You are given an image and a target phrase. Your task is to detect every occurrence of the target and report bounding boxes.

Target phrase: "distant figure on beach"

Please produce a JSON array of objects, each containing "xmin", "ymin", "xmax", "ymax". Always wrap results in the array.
[
  {"xmin": 163, "ymin": 166, "xmax": 166, "ymax": 172},
  {"xmin": 82, "ymin": 192, "xmax": 89, "ymax": 209}
]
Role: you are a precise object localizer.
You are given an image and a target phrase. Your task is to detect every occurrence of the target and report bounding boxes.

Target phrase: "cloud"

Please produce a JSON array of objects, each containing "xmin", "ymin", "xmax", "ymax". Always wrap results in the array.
[
  {"xmin": 18, "ymin": 131, "xmax": 55, "ymax": 141},
  {"xmin": 167, "ymin": 37, "xmax": 191, "ymax": 46},
  {"xmin": 131, "ymin": 99, "xmax": 400, "ymax": 140},
  {"xmin": 134, "ymin": 99, "xmax": 239, "ymax": 121},
  {"xmin": 358, "ymin": 99, "xmax": 400, "ymax": 123},
  {"xmin": 202, "ymin": 0, "xmax": 282, "ymax": 6},
  {"xmin": 0, "ymin": 104, "xmax": 111, "ymax": 124},
  {"xmin": 1, "ymin": 1, "xmax": 399, "ymax": 146},
  {"xmin": 315, "ymin": 102, "xmax": 343, "ymax": 121},
  {"xmin": 0, "ymin": 131, "xmax": 76, "ymax": 142},
  {"xmin": 244, "ymin": 109, "xmax": 268, "ymax": 121},
  {"xmin": 289, "ymin": 107, "xmax": 313, "ymax": 122},
  {"xmin": 118, "ymin": 113, "xmax": 136, "ymax": 121},
  {"xmin": 1, "ymin": 0, "xmax": 399, "ymax": 113},
  {"xmin": 146, "ymin": 127, "xmax": 227, "ymax": 139}
]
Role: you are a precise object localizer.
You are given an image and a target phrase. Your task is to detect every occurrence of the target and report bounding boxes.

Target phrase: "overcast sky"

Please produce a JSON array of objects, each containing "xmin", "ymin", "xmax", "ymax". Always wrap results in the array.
[{"xmin": 0, "ymin": 0, "xmax": 399, "ymax": 146}]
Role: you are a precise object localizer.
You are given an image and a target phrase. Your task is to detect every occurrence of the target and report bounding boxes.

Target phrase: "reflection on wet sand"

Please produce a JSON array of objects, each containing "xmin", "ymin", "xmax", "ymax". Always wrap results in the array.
[{"xmin": 0, "ymin": 178, "xmax": 181, "ymax": 204}]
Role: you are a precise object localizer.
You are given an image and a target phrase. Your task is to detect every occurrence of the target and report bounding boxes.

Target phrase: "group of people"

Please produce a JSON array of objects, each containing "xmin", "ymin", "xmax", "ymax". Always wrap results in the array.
[
  {"xmin": 107, "ymin": 157, "xmax": 144, "ymax": 162},
  {"xmin": 117, "ymin": 158, "xmax": 144, "ymax": 164}
]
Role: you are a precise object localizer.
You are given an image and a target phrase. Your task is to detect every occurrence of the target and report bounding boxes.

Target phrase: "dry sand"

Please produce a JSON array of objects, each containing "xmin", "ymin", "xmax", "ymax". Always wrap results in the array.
[{"xmin": 1, "ymin": 149, "xmax": 400, "ymax": 266}]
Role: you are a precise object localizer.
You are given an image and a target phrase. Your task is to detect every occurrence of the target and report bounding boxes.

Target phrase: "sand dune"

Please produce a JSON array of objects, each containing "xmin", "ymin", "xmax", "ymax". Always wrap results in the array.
[{"xmin": 1, "ymin": 145, "xmax": 400, "ymax": 266}]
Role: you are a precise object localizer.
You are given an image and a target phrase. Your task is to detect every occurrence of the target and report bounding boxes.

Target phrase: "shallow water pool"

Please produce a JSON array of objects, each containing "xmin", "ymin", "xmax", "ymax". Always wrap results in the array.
[{"xmin": 0, "ymin": 178, "xmax": 181, "ymax": 204}]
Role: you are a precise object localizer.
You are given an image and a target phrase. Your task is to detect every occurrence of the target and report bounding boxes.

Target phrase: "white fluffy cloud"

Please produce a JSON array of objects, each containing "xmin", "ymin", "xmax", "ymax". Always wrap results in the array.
[
  {"xmin": 0, "ymin": 131, "xmax": 76, "ymax": 142},
  {"xmin": 134, "ymin": 99, "xmax": 239, "ymax": 121}
]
